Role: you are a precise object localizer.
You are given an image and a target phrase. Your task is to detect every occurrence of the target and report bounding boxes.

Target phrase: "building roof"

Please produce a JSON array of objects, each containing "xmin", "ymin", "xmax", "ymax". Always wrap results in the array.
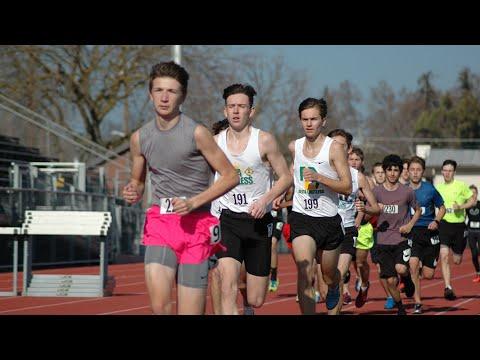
[{"xmin": 426, "ymin": 148, "xmax": 480, "ymax": 168}]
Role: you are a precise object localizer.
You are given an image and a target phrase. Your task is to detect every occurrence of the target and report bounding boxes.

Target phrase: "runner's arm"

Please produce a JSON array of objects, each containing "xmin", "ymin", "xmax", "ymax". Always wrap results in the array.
[{"xmin": 122, "ymin": 130, "xmax": 146, "ymax": 204}]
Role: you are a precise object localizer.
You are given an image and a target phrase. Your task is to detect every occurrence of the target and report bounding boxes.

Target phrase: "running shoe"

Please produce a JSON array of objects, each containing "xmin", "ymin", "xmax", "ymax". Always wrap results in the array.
[
  {"xmin": 473, "ymin": 274, "xmax": 480, "ymax": 283},
  {"xmin": 343, "ymin": 293, "xmax": 352, "ymax": 305},
  {"xmin": 384, "ymin": 296, "xmax": 395, "ymax": 309},
  {"xmin": 243, "ymin": 306, "xmax": 255, "ymax": 315},
  {"xmin": 325, "ymin": 283, "xmax": 340, "ymax": 310},
  {"xmin": 355, "ymin": 282, "xmax": 369, "ymax": 308},
  {"xmin": 444, "ymin": 287, "xmax": 456, "ymax": 301},
  {"xmin": 397, "ymin": 305, "xmax": 407, "ymax": 315},
  {"xmin": 269, "ymin": 279, "xmax": 279, "ymax": 292},
  {"xmin": 413, "ymin": 303, "xmax": 423, "ymax": 314}
]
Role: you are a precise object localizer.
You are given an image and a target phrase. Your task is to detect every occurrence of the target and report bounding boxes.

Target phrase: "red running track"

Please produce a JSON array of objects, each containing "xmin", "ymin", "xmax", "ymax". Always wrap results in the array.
[{"xmin": 0, "ymin": 251, "xmax": 479, "ymax": 315}]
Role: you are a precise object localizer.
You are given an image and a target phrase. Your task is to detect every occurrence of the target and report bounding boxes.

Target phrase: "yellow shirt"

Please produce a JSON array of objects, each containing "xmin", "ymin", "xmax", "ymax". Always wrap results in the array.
[{"xmin": 435, "ymin": 180, "xmax": 473, "ymax": 223}]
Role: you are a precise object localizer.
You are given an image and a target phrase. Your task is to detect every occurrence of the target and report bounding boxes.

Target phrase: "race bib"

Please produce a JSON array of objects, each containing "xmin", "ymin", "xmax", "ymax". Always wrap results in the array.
[
  {"xmin": 209, "ymin": 224, "xmax": 221, "ymax": 245},
  {"xmin": 430, "ymin": 235, "xmax": 440, "ymax": 245},
  {"xmin": 470, "ymin": 221, "xmax": 480, "ymax": 229},
  {"xmin": 275, "ymin": 222, "xmax": 284, "ymax": 231},
  {"xmin": 160, "ymin": 197, "xmax": 186, "ymax": 214},
  {"xmin": 383, "ymin": 205, "xmax": 398, "ymax": 214},
  {"xmin": 402, "ymin": 248, "xmax": 411, "ymax": 262},
  {"xmin": 407, "ymin": 238, "xmax": 413, "ymax": 247},
  {"xmin": 267, "ymin": 223, "xmax": 274, "ymax": 238},
  {"xmin": 160, "ymin": 198, "xmax": 175, "ymax": 214},
  {"xmin": 446, "ymin": 208, "xmax": 455, "ymax": 214},
  {"xmin": 271, "ymin": 210, "xmax": 278, "ymax": 217}
]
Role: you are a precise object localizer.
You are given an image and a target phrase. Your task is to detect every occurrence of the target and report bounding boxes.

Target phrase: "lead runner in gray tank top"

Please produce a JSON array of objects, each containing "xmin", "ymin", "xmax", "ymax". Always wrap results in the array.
[{"xmin": 140, "ymin": 113, "xmax": 211, "ymax": 212}]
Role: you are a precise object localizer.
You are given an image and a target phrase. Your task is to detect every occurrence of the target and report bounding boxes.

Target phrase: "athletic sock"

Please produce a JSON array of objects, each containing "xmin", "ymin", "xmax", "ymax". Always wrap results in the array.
[{"xmin": 270, "ymin": 267, "xmax": 277, "ymax": 281}]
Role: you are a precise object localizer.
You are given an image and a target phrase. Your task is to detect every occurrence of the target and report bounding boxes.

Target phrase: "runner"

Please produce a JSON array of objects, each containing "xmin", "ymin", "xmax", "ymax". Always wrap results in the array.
[
  {"xmin": 122, "ymin": 62, "xmax": 239, "ymax": 315},
  {"xmin": 407, "ymin": 156, "xmax": 446, "ymax": 314},
  {"xmin": 372, "ymin": 154, "xmax": 421, "ymax": 315},
  {"xmin": 370, "ymin": 161, "xmax": 395, "ymax": 309},
  {"xmin": 466, "ymin": 185, "xmax": 480, "ymax": 283},
  {"xmin": 327, "ymin": 131, "xmax": 380, "ymax": 314},
  {"xmin": 289, "ymin": 97, "xmax": 352, "ymax": 315},
  {"xmin": 214, "ymin": 83, "xmax": 292, "ymax": 315},
  {"xmin": 436, "ymin": 159, "xmax": 476, "ymax": 300}
]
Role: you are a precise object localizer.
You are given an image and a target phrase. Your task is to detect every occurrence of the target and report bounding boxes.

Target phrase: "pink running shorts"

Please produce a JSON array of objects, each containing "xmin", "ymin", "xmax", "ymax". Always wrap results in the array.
[{"xmin": 142, "ymin": 205, "xmax": 225, "ymax": 264}]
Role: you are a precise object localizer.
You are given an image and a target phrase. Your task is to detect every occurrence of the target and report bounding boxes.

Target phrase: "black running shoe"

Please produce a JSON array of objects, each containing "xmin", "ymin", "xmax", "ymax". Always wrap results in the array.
[
  {"xmin": 413, "ymin": 303, "xmax": 422, "ymax": 314},
  {"xmin": 397, "ymin": 306, "xmax": 407, "ymax": 315},
  {"xmin": 444, "ymin": 287, "xmax": 456, "ymax": 301},
  {"xmin": 403, "ymin": 274, "xmax": 415, "ymax": 298}
]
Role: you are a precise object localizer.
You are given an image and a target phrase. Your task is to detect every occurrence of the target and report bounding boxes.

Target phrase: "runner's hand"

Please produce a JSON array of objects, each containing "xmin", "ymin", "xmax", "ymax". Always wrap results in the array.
[
  {"xmin": 355, "ymin": 199, "xmax": 365, "ymax": 213},
  {"xmin": 303, "ymin": 168, "xmax": 320, "ymax": 182},
  {"xmin": 427, "ymin": 221, "xmax": 438, "ymax": 231},
  {"xmin": 172, "ymin": 197, "xmax": 194, "ymax": 216},
  {"xmin": 249, "ymin": 198, "xmax": 267, "ymax": 219},
  {"xmin": 399, "ymin": 224, "xmax": 412, "ymax": 234},
  {"xmin": 272, "ymin": 193, "xmax": 285, "ymax": 210},
  {"xmin": 122, "ymin": 182, "xmax": 142, "ymax": 204}
]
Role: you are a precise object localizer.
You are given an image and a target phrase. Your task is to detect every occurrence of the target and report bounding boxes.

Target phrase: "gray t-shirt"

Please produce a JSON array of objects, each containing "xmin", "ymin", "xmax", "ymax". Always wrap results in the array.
[
  {"xmin": 373, "ymin": 183, "xmax": 418, "ymax": 245},
  {"xmin": 140, "ymin": 114, "xmax": 211, "ymax": 212}
]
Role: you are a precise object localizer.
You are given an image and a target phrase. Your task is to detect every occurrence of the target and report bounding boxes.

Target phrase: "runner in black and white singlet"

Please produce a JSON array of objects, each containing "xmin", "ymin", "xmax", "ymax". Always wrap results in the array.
[
  {"xmin": 214, "ymin": 84, "xmax": 292, "ymax": 315},
  {"xmin": 327, "ymin": 130, "xmax": 380, "ymax": 313},
  {"xmin": 288, "ymin": 98, "xmax": 352, "ymax": 315},
  {"xmin": 122, "ymin": 62, "xmax": 238, "ymax": 315},
  {"xmin": 466, "ymin": 185, "xmax": 480, "ymax": 283}
]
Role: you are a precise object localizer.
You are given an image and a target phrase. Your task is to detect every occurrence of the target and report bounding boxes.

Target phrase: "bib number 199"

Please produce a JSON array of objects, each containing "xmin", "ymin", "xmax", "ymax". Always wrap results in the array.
[{"xmin": 304, "ymin": 199, "xmax": 318, "ymax": 210}]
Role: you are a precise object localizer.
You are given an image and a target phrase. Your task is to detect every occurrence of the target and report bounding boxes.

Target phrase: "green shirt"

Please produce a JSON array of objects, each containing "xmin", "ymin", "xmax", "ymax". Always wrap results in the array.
[{"xmin": 436, "ymin": 180, "xmax": 473, "ymax": 223}]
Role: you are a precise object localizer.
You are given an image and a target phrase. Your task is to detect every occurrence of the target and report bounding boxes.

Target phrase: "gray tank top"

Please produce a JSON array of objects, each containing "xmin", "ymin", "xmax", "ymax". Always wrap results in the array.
[{"xmin": 140, "ymin": 114, "xmax": 211, "ymax": 212}]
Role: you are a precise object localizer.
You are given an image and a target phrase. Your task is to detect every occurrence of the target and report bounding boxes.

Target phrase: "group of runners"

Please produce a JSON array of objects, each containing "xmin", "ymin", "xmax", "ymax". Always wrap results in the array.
[{"xmin": 122, "ymin": 61, "xmax": 480, "ymax": 315}]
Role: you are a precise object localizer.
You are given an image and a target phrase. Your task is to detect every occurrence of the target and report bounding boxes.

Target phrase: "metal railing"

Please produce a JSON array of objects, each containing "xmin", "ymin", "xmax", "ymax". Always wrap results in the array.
[{"xmin": 0, "ymin": 187, "xmax": 144, "ymax": 270}]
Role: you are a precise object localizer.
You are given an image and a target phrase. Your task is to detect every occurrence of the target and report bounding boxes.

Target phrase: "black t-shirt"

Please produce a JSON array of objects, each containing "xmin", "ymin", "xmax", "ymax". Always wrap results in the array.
[{"xmin": 467, "ymin": 201, "xmax": 480, "ymax": 230}]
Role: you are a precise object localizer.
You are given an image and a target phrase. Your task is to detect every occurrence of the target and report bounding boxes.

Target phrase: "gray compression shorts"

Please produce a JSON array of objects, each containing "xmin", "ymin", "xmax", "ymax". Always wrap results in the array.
[{"xmin": 144, "ymin": 246, "xmax": 209, "ymax": 289}]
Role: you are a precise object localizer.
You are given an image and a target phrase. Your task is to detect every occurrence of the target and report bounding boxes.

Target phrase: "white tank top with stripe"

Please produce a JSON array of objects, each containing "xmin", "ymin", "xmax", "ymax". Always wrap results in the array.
[
  {"xmin": 292, "ymin": 136, "xmax": 339, "ymax": 217},
  {"xmin": 214, "ymin": 127, "xmax": 273, "ymax": 214},
  {"xmin": 338, "ymin": 167, "xmax": 359, "ymax": 228}
]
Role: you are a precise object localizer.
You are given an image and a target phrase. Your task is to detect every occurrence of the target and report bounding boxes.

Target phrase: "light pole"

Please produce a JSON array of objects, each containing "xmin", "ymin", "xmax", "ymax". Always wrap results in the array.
[{"xmin": 172, "ymin": 45, "xmax": 181, "ymax": 65}]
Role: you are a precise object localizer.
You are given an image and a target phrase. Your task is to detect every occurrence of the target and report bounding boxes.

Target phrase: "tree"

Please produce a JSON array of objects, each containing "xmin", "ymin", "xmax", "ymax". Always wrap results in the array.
[{"xmin": 417, "ymin": 71, "xmax": 438, "ymax": 109}]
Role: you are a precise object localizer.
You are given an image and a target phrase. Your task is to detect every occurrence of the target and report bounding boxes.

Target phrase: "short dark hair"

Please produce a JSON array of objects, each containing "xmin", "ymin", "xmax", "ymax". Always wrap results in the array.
[
  {"xmin": 149, "ymin": 61, "xmax": 189, "ymax": 94},
  {"xmin": 372, "ymin": 162, "xmax": 383, "ymax": 173},
  {"xmin": 382, "ymin": 154, "xmax": 403, "ymax": 171},
  {"xmin": 470, "ymin": 184, "xmax": 478, "ymax": 192},
  {"xmin": 223, "ymin": 84, "xmax": 257, "ymax": 107},
  {"xmin": 298, "ymin": 98, "xmax": 328, "ymax": 118},
  {"xmin": 409, "ymin": 156, "xmax": 425, "ymax": 170},
  {"xmin": 442, "ymin": 159, "xmax": 457, "ymax": 171},
  {"xmin": 350, "ymin": 147, "xmax": 364, "ymax": 161},
  {"xmin": 327, "ymin": 128, "xmax": 353, "ymax": 148},
  {"xmin": 212, "ymin": 118, "xmax": 229, "ymax": 135}
]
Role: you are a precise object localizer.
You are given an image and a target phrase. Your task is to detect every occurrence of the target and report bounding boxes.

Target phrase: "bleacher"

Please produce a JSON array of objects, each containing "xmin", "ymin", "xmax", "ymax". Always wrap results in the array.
[{"xmin": 0, "ymin": 134, "xmax": 58, "ymax": 187}]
